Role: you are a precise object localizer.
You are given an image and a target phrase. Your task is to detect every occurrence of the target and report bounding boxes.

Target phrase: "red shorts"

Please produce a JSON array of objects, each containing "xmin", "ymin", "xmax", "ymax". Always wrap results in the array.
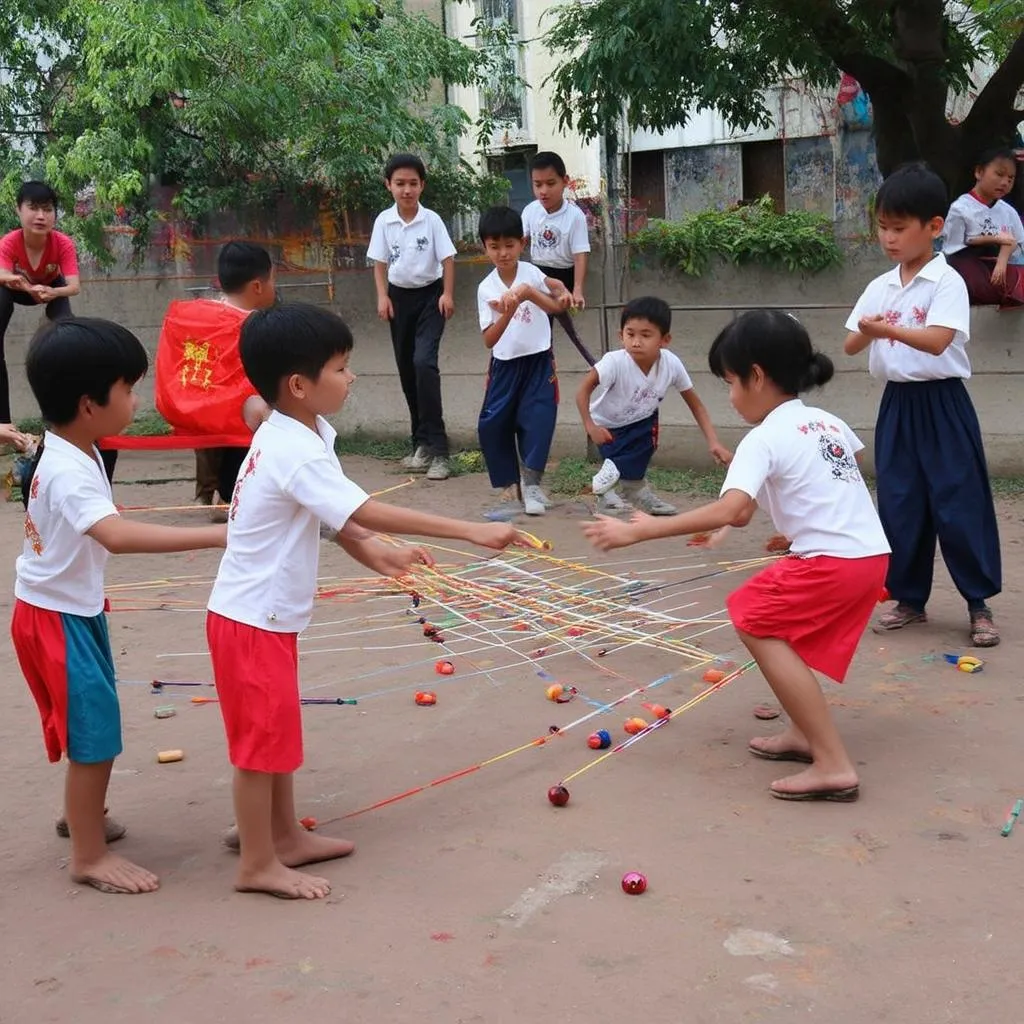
[
  {"xmin": 206, "ymin": 611, "xmax": 302, "ymax": 773},
  {"xmin": 727, "ymin": 553, "xmax": 889, "ymax": 683}
]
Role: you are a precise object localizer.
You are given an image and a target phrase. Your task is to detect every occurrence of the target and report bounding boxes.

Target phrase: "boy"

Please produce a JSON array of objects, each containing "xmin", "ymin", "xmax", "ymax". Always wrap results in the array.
[
  {"xmin": 206, "ymin": 303, "xmax": 520, "ymax": 900},
  {"xmin": 0, "ymin": 181, "xmax": 81, "ymax": 424},
  {"xmin": 844, "ymin": 162, "xmax": 1001, "ymax": 647},
  {"xmin": 523, "ymin": 152, "xmax": 593, "ymax": 365},
  {"xmin": 476, "ymin": 206, "xmax": 573, "ymax": 517},
  {"xmin": 155, "ymin": 241, "xmax": 274, "ymax": 520},
  {"xmin": 367, "ymin": 153, "xmax": 456, "ymax": 481},
  {"xmin": 12, "ymin": 317, "xmax": 226, "ymax": 895},
  {"xmin": 576, "ymin": 296, "xmax": 731, "ymax": 514}
]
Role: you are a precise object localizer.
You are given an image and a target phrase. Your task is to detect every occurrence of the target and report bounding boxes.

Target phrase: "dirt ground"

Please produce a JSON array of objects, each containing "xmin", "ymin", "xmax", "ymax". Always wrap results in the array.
[{"xmin": 1, "ymin": 450, "xmax": 1023, "ymax": 1024}]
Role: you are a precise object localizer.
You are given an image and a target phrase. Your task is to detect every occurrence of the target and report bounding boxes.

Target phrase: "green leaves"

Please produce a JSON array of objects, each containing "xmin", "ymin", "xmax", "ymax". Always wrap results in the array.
[
  {"xmin": 1, "ymin": 0, "xmax": 501, "ymax": 261},
  {"xmin": 631, "ymin": 198, "xmax": 843, "ymax": 277}
]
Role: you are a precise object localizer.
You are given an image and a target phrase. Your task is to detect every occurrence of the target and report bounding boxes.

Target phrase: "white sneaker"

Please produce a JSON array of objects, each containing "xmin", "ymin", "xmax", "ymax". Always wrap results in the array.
[
  {"xmin": 591, "ymin": 459, "xmax": 620, "ymax": 495},
  {"xmin": 426, "ymin": 456, "xmax": 450, "ymax": 480},
  {"xmin": 596, "ymin": 490, "xmax": 630, "ymax": 514},
  {"xmin": 523, "ymin": 484, "xmax": 547, "ymax": 516},
  {"xmin": 401, "ymin": 446, "xmax": 431, "ymax": 471},
  {"xmin": 632, "ymin": 486, "xmax": 678, "ymax": 516}
]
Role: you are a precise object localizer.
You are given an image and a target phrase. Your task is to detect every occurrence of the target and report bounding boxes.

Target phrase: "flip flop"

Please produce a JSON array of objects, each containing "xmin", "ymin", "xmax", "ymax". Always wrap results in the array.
[
  {"xmin": 748, "ymin": 744, "xmax": 813, "ymax": 764},
  {"xmin": 770, "ymin": 785, "xmax": 860, "ymax": 803}
]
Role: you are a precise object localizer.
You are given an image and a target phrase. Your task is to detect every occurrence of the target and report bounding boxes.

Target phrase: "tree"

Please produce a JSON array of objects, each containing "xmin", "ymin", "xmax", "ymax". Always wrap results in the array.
[
  {"xmin": 544, "ymin": 0, "xmax": 1024, "ymax": 195},
  {"xmin": 0, "ymin": 0, "xmax": 506, "ymax": 260}
]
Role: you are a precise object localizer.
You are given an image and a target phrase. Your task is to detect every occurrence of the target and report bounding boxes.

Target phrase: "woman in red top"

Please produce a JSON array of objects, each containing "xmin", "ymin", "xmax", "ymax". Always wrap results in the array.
[{"xmin": 0, "ymin": 182, "xmax": 81, "ymax": 424}]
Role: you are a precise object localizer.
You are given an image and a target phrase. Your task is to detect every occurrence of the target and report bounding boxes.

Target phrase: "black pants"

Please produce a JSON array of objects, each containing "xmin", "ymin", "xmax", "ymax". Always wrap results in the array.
[
  {"xmin": 535, "ymin": 264, "xmax": 582, "ymax": 365},
  {"xmin": 217, "ymin": 447, "xmax": 248, "ymax": 505},
  {"xmin": 388, "ymin": 280, "xmax": 449, "ymax": 457},
  {"xmin": 0, "ymin": 277, "xmax": 73, "ymax": 422}
]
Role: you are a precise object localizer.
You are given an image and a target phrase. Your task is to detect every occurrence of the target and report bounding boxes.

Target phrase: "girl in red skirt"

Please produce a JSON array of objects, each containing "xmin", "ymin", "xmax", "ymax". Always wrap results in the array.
[
  {"xmin": 943, "ymin": 147, "xmax": 1024, "ymax": 309},
  {"xmin": 584, "ymin": 310, "xmax": 890, "ymax": 802}
]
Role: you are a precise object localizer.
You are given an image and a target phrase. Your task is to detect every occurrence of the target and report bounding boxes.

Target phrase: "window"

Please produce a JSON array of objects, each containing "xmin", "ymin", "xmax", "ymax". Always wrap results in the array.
[
  {"xmin": 630, "ymin": 150, "xmax": 666, "ymax": 220},
  {"xmin": 488, "ymin": 147, "xmax": 537, "ymax": 212},
  {"xmin": 742, "ymin": 140, "xmax": 785, "ymax": 212},
  {"xmin": 477, "ymin": 0, "xmax": 524, "ymax": 131}
]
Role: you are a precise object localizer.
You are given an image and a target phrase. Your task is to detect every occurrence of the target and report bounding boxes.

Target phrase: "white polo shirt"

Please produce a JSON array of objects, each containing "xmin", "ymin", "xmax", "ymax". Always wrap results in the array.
[
  {"xmin": 14, "ymin": 432, "xmax": 119, "ymax": 617},
  {"xmin": 477, "ymin": 261, "xmax": 553, "ymax": 361},
  {"xmin": 523, "ymin": 200, "xmax": 591, "ymax": 270},
  {"xmin": 366, "ymin": 204, "xmax": 457, "ymax": 288},
  {"xmin": 845, "ymin": 255, "xmax": 972, "ymax": 382},
  {"xmin": 589, "ymin": 349, "xmax": 693, "ymax": 428},
  {"xmin": 207, "ymin": 411, "xmax": 369, "ymax": 633},
  {"xmin": 943, "ymin": 192, "xmax": 1024, "ymax": 260},
  {"xmin": 722, "ymin": 400, "xmax": 890, "ymax": 560}
]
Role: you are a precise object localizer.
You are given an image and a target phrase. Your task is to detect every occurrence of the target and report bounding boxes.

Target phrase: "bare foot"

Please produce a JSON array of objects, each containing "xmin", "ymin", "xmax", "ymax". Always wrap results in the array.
[
  {"xmin": 748, "ymin": 729, "xmax": 812, "ymax": 762},
  {"xmin": 236, "ymin": 863, "xmax": 332, "ymax": 899},
  {"xmin": 70, "ymin": 852, "xmax": 159, "ymax": 894},
  {"xmin": 769, "ymin": 764, "xmax": 860, "ymax": 802},
  {"xmin": 277, "ymin": 831, "xmax": 356, "ymax": 867}
]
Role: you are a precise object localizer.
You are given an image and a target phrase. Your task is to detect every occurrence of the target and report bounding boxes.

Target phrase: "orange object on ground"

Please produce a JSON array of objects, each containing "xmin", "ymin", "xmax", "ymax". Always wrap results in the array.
[
  {"xmin": 415, "ymin": 691, "xmax": 437, "ymax": 706},
  {"xmin": 624, "ymin": 717, "xmax": 648, "ymax": 735},
  {"xmin": 703, "ymin": 669, "xmax": 726, "ymax": 684}
]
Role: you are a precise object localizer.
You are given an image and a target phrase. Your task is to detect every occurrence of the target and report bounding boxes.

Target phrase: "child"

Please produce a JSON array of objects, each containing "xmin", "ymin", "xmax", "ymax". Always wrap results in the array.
[
  {"xmin": 943, "ymin": 147, "xmax": 1024, "ymax": 308},
  {"xmin": 576, "ymin": 296, "xmax": 731, "ymax": 515},
  {"xmin": 206, "ymin": 302, "xmax": 520, "ymax": 900},
  {"xmin": 584, "ymin": 310, "xmax": 890, "ymax": 802},
  {"xmin": 845, "ymin": 163, "xmax": 1001, "ymax": 647},
  {"xmin": 0, "ymin": 181, "xmax": 81, "ymax": 423},
  {"xmin": 523, "ymin": 151, "xmax": 590, "ymax": 321},
  {"xmin": 367, "ymin": 153, "xmax": 456, "ymax": 481},
  {"xmin": 476, "ymin": 206, "xmax": 573, "ymax": 517},
  {"xmin": 155, "ymin": 241, "xmax": 275, "ymax": 520},
  {"xmin": 12, "ymin": 318, "xmax": 226, "ymax": 895}
]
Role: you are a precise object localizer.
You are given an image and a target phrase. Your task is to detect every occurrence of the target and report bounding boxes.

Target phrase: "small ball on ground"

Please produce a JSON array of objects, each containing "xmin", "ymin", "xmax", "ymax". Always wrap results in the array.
[
  {"xmin": 548, "ymin": 785, "xmax": 570, "ymax": 807},
  {"xmin": 621, "ymin": 871, "xmax": 647, "ymax": 895},
  {"xmin": 624, "ymin": 717, "xmax": 648, "ymax": 735},
  {"xmin": 587, "ymin": 729, "xmax": 612, "ymax": 750},
  {"xmin": 545, "ymin": 683, "xmax": 564, "ymax": 702}
]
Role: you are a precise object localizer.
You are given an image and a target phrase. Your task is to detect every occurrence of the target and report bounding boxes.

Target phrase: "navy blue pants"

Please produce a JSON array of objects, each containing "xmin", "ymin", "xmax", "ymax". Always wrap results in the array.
[
  {"xmin": 477, "ymin": 350, "xmax": 558, "ymax": 488},
  {"xmin": 598, "ymin": 412, "xmax": 659, "ymax": 481},
  {"xmin": 875, "ymin": 378, "xmax": 1001, "ymax": 608}
]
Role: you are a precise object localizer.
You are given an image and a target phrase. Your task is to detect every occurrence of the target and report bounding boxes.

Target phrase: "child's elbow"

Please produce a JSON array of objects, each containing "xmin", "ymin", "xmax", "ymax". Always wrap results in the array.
[{"xmin": 728, "ymin": 503, "xmax": 756, "ymax": 528}]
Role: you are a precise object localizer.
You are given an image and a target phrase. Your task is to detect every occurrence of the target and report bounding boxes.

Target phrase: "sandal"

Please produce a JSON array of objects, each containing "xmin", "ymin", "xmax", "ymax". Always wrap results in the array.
[
  {"xmin": 874, "ymin": 602, "xmax": 927, "ymax": 631},
  {"xmin": 969, "ymin": 607, "xmax": 1000, "ymax": 648}
]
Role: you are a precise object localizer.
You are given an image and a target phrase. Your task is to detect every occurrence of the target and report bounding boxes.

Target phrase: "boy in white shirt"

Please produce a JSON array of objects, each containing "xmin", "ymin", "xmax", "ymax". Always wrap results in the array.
[
  {"xmin": 207, "ymin": 303, "xmax": 520, "ymax": 900},
  {"xmin": 585, "ymin": 310, "xmax": 890, "ymax": 803},
  {"xmin": 367, "ymin": 154, "xmax": 457, "ymax": 481},
  {"xmin": 476, "ymin": 205, "xmax": 572, "ymax": 517},
  {"xmin": 12, "ymin": 318, "xmax": 226, "ymax": 896},
  {"xmin": 576, "ymin": 296, "xmax": 731, "ymax": 515},
  {"xmin": 844, "ymin": 163, "xmax": 1001, "ymax": 647},
  {"xmin": 942, "ymin": 147, "xmax": 1024, "ymax": 307}
]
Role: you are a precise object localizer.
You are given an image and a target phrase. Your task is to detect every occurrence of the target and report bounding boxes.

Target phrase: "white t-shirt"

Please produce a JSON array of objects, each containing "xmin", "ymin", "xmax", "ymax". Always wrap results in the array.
[
  {"xmin": 366, "ymin": 204, "xmax": 457, "ymax": 288},
  {"xmin": 15, "ymin": 432, "xmax": 119, "ymax": 616},
  {"xmin": 721, "ymin": 400, "xmax": 890, "ymax": 560},
  {"xmin": 523, "ymin": 199, "xmax": 591, "ymax": 270},
  {"xmin": 477, "ymin": 261, "xmax": 553, "ymax": 361},
  {"xmin": 589, "ymin": 349, "xmax": 693, "ymax": 428},
  {"xmin": 845, "ymin": 255, "xmax": 971, "ymax": 382},
  {"xmin": 943, "ymin": 192, "xmax": 1024, "ymax": 262},
  {"xmin": 207, "ymin": 411, "xmax": 369, "ymax": 633}
]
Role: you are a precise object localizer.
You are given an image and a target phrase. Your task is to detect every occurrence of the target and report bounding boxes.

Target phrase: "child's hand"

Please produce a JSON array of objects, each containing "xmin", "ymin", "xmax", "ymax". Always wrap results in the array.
[
  {"xmin": 582, "ymin": 513, "xmax": 639, "ymax": 552},
  {"xmin": 554, "ymin": 287, "xmax": 573, "ymax": 310},
  {"xmin": 586, "ymin": 423, "xmax": 614, "ymax": 445},
  {"xmin": 572, "ymin": 289, "xmax": 586, "ymax": 311},
  {"xmin": 991, "ymin": 259, "xmax": 1008, "ymax": 287},
  {"xmin": 365, "ymin": 540, "xmax": 434, "ymax": 578},
  {"xmin": 857, "ymin": 314, "xmax": 888, "ymax": 339},
  {"xmin": 489, "ymin": 290, "xmax": 521, "ymax": 315},
  {"xmin": 997, "ymin": 232, "xmax": 1017, "ymax": 247},
  {"xmin": 438, "ymin": 293, "xmax": 455, "ymax": 319},
  {"xmin": 377, "ymin": 295, "xmax": 394, "ymax": 321},
  {"xmin": 33, "ymin": 285, "xmax": 58, "ymax": 303},
  {"xmin": 0, "ymin": 424, "xmax": 32, "ymax": 451},
  {"xmin": 709, "ymin": 442, "xmax": 733, "ymax": 466},
  {"xmin": 467, "ymin": 522, "xmax": 521, "ymax": 550}
]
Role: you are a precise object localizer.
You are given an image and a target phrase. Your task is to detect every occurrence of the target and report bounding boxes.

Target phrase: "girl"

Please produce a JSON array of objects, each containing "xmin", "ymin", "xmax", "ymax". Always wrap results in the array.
[
  {"xmin": 583, "ymin": 311, "xmax": 890, "ymax": 803},
  {"xmin": 943, "ymin": 147, "xmax": 1024, "ymax": 308}
]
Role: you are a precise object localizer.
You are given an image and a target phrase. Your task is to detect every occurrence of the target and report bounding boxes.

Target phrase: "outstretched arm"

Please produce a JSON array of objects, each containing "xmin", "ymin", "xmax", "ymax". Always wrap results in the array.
[
  {"xmin": 351, "ymin": 498, "xmax": 521, "ymax": 550},
  {"xmin": 680, "ymin": 388, "xmax": 731, "ymax": 465},
  {"xmin": 87, "ymin": 516, "xmax": 226, "ymax": 555}
]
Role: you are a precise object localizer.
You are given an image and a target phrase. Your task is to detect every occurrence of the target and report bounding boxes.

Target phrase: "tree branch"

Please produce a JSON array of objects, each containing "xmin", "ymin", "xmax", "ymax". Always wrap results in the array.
[{"xmin": 964, "ymin": 26, "xmax": 1024, "ymax": 134}]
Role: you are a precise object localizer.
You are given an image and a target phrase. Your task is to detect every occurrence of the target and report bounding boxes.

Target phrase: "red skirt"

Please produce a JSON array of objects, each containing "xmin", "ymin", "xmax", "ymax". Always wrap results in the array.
[
  {"xmin": 727, "ymin": 553, "xmax": 889, "ymax": 683},
  {"xmin": 947, "ymin": 250, "xmax": 1024, "ymax": 307},
  {"xmin": 206, "ymin": 611, "xmax": 302, "ymax": 773}
]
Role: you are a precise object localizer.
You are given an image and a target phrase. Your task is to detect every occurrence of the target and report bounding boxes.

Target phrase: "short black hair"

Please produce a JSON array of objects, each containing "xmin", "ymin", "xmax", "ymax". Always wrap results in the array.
[
  {"xmin": 26, "ymin": 317, "xmax": 149, "ymax": 426},
  {"xmin": 621, "ymin": 296, "xmax": 671, "ymax": 334},
  {"xmin": 874, "ymin": 163, "xmax": 948, "ymax": 222},
  {"xmin": 479, "ymin": 205, "xmax": 523, "ymax": 243},
  {"xmin": 240, "ymin": 302, "xmax": 354, "ymax": 403},
  {"xmin": 17, "ymin": 181, "xmax": 58, "ymax": 207},
  {"xmin": 530, "ymin": 152, "xmax": 567, "ymax": 178},
  {"xmin": 976, "ymin": 146, "xmax": 1017, "ymax": 170},
  {"xmin": 385, "ymin": 153, "xmax": 426, "ymax": 182},
  {"xmin": 708, "ymin": 310, "xmax": 834, "ymax": 395},
  {"xmin": 217, "ymin": 241, "xmax": 272, "ymax": 294}
]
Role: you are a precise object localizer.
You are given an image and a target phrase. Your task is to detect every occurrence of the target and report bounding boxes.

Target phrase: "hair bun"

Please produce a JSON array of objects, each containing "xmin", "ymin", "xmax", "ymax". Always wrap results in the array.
[{"xmin": 800, "ymin": 352, "xmax": 835, "ymax": 390}]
